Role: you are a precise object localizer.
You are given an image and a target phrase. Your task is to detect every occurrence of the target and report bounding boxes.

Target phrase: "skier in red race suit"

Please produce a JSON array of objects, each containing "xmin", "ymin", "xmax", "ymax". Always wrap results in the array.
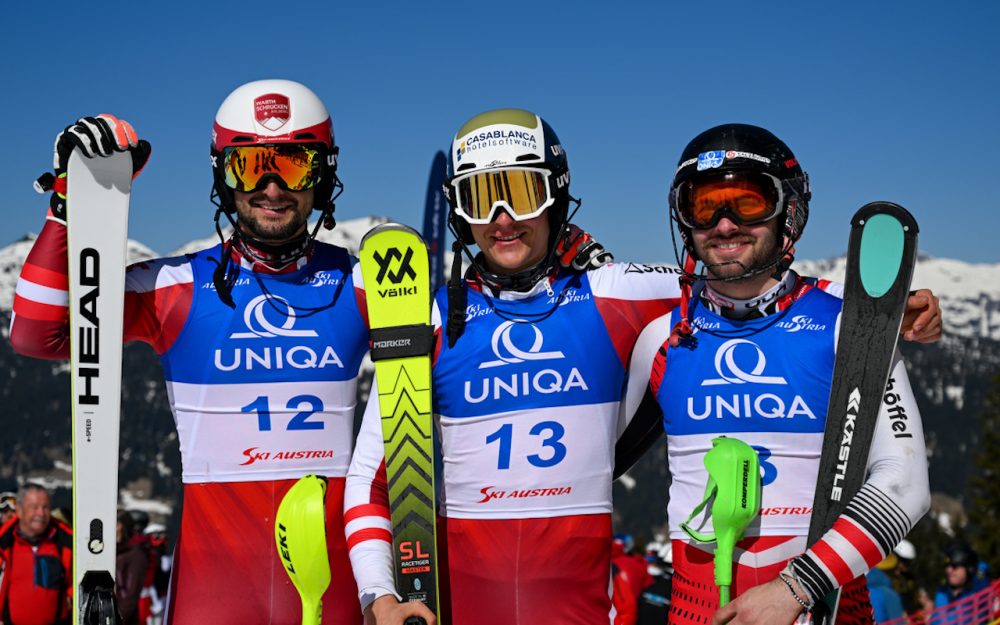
[
  {"xmin": 623, "ymin": 124, "xmax": 933, "ymax": 624},
  {"xmin": 11, "ymin": 80, "xmax": 369, "ymax": 625}
]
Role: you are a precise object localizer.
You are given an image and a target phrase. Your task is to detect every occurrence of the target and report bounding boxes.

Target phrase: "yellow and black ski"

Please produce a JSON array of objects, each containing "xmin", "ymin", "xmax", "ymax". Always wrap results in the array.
[{"xmin": 358, "ymin": 223, "xmax": 438, "ymax": 623}]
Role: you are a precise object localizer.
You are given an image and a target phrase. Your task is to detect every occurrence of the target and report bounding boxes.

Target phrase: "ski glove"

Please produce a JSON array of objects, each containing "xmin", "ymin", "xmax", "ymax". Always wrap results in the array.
[
  {"xmin": 556, "ymin": 223, "xmax": 614, "ymax": 271},
  {"xmin": 34, "ymin": 114, "xmax": 151, "ymax": 221}
]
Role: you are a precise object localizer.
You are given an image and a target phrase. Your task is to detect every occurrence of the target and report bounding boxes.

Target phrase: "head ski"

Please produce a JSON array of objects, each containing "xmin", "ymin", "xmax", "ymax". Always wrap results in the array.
[{"xmin": 67, "ymin": 149, "xmax": 132, "ymax": 624}]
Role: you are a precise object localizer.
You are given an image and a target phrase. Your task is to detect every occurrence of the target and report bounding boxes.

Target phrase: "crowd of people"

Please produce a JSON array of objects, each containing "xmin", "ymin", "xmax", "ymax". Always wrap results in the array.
[
  {"xmin": 866, "ymin": 539, "xmax": 995, "ymax": 624},
  {"xmin": 7, "ymin": 77, "xmax": 954, "ymax": 625},
  {"xmin": 0, "ymin": 485, "xmax": 171, "ymax": 625}
]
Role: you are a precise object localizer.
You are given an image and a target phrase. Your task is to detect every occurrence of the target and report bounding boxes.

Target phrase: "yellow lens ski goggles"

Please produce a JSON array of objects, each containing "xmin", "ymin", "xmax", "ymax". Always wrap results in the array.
[
  {"xmin": 451, "ymin": 167, "xmax": 555, "ymax": 224},
  {"xmin": 222, "ymin": 145, "xmax": 323, "ymax": 192}
]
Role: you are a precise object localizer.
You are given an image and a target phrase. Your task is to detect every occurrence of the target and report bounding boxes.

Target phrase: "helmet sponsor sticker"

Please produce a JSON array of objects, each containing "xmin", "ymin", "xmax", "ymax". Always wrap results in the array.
[
  {"xmin": 725, "ymin": 150, "xmax": 771, "ymax": 164},
  {"xmin": 454, "ymin": 124, "xmax": 542, "ymax": 167},
  {"xmin": 697, "ymin": 150, "xmax": 725, "ymax": 170},
  {"xmin": 254, "ymin": 93, "xmax": 291, "ymax": 131}
]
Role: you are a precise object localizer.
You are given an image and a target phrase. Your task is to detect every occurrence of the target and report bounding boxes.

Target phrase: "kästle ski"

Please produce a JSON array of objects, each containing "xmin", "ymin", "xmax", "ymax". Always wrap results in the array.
[
  {"xmin": 804, "ymin": 202, "xmax": 918, "ymax": 624},
  {"xmin": 358, "ymin": 223, "xmax": 438, "ymax": 624},
  {"xmin": 67, "ymin": 149, "xmax": 133, "ymax": 624}
]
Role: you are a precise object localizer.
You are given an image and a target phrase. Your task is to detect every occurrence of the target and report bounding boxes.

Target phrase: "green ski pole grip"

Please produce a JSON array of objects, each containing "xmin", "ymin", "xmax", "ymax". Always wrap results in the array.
[{"xmin": 680, "ymin": 437, "xmax": 762, "ymax": 606}]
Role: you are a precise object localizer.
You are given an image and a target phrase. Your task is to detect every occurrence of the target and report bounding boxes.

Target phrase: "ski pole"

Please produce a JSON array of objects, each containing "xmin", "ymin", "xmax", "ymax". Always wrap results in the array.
[
  {"xmin": 680, "ymin": 436, "xmax": 762, "ymax": 606},
  {"xmin": 276, "ymin": 475, "xmax": 331, "ymax": 625}
]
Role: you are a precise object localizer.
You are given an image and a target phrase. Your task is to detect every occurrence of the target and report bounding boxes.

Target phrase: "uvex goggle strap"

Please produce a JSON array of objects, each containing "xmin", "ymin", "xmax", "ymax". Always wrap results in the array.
[
  {"xmin": 452, "ymin": 167, "xmax": 554, "ymax": 224},
  {"xmin": 674, "ymin": 171, "xmax": 784, "ymax": 230},
  {"xmin": 222, "ymin": 145, "xmax": 323, "ymax": 192}
]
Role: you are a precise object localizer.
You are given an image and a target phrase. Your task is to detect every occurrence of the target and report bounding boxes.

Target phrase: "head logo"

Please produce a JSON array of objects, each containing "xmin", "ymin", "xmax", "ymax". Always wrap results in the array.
[
  {"xmin": 702, "ymin": 339, "xmax": 787, "ymax": 386},
  {"xmin": 373, "ymin": 246, "xmax": 416, "ymax": 284},
  {"xmin": 230, "ymin": 294, "xmax": 318, "ymax": 339},
  {"xmin": 697, "ymin": 150, "xmax": 725, "ymax": 171},
  {"xmin": 480, "ymin": 320, "xmax": 565, "ymax": 369},
  {"xmin": 254, "ymin": 93, "xmax": 290, "ymax": 131}
]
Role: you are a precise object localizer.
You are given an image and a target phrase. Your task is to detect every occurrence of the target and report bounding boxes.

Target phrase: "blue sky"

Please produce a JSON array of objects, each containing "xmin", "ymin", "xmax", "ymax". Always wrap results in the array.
[{"xmin": 2, "ymin": 1, "xmax": 997, "ymax": 263}]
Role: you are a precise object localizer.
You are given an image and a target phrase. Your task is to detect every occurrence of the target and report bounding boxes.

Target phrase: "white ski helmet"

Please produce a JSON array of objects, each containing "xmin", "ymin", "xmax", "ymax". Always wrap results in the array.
[{"xmin": 210, "ymin": 79, "xmax": 341, "ymax": 217}]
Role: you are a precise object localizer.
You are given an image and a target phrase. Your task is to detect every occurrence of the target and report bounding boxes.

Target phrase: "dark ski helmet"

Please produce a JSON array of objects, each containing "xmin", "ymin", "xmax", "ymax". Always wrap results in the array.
[
  {"xmin": 210, "ymin": 79, "xmax": 342, "ymax": 220},
  {"xmin": 444, "ymin": 108, "xmax": 571, "ymax": 247},
  {"xmin": 668, "ymin": 123, "xmax": 810, "ymax": 262},
  {"xmin": 944, "ymin": 543, "xmax": 979, "ymax": 575},
  {"xmin": 128, "ymin": 509, "xmax": 150, "ymax": 531}
]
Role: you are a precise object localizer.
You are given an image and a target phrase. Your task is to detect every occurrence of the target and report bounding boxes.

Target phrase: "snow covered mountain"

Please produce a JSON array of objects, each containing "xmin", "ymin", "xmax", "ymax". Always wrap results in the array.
[
  {"xmin": 3, "ymin": 223, "xmax": 996, "ymax": 341},
  {"xmin": 796, "ymin": 255, "xmax": 1000, "ymax": 341},
  {"xmin": 0, "ymin": 216, "xmax": 388, "ymax": 312}
]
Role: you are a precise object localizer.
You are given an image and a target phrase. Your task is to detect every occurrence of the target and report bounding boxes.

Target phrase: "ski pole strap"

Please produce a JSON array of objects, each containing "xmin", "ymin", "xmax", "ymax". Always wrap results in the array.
[
  {"xmin": 679, "ymin": 475, "xmax": 719, "ymax": 544},
  {"xmin": 370, "ymin": 324, "xmax": 434, "ymax": 361}
]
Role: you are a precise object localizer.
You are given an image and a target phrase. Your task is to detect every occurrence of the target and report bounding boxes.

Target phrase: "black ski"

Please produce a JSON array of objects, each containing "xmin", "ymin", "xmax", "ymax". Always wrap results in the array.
[{"xmin": 804, "ymin": 202, "xmax": 919, "ymax": 623}]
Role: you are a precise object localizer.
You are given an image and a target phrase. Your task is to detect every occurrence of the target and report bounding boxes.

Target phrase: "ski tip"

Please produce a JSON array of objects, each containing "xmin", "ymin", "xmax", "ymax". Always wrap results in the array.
[
  {"xmin": 360, "ymin": 222, "xmax": 425, "ymax": 250},
  {"xmin": 851, "ymin": 202, "xmax": 919, "ymax": 234}
]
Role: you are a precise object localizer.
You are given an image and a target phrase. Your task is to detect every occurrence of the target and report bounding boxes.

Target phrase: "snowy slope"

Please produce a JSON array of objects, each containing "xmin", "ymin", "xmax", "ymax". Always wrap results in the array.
[
  {"xmin": 0, "ymin": 217, "xmax": 389, "ymax": 311},
  {"xmin": 2, "ymin": 223, "xmax": 998, "ymax": 339},
  {"xmin": 796, "ymin": 255, "xmax": 1000, "ymax": 340}
]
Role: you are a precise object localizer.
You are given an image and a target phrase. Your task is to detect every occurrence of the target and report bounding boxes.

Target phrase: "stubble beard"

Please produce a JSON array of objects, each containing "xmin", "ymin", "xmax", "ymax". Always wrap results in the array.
[
  {"xmin": 238, "ymin": 211, "xmax": 309, "ymax": 244},
  {"xmin": 701, "ymin": 228, "xmax": 782, "ymax": 282}
]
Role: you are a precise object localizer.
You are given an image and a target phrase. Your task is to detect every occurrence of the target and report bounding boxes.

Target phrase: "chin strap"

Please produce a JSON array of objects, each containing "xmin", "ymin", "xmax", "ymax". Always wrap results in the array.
[{"xmin": 446, "ymin": 241, "xmax": 467, "ymax": 348}]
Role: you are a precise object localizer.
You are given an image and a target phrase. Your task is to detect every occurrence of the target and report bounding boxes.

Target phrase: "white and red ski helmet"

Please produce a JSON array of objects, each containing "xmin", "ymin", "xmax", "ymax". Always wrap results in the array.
[{"xmin": 210, "ymin": 79, "xmax": 340, "ymax": 214}]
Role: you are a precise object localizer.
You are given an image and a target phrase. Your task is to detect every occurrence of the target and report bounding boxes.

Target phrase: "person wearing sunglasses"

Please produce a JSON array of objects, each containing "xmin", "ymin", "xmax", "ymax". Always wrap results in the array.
[
  {"xmin": 10, "ymin": 80, "xmax": 370, "ymax": 624},
  {"xmin": 623, "ymin": 124, "xmax": 932, "ymax": 625}
]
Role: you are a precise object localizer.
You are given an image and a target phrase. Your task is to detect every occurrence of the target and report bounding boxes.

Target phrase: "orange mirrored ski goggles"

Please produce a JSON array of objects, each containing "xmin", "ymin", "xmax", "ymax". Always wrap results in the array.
[
  {"xmin": 222, "ymin": 145, "xmax": 323, "ymax": 192},
  {"xmin": 674, "ymin": 172, "xmax": 783, "ymax": 229}
]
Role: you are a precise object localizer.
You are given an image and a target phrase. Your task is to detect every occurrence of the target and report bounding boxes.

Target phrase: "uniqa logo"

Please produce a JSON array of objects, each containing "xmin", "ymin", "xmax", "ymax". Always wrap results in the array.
[
  {"xmin": 479, "ymin": 320, "xmax": 565, "ymax": 369},
  {"xmin": 217, "ymin": 294, "xmax": 344, "ymax": 371},
  {"xmin": 465, "ymin": 320, "xmax": 586, "ymax": 403},
  {"xmin": 702, "ymin": 339, "xmax": 787, "ymax": 386},
  {"xmin": 689, "ymin": 339, "xmax": 815, "ymax": 421},
  {"xmin": 230, "ymin": 294, "xmax": 319, "ymax": 339}
]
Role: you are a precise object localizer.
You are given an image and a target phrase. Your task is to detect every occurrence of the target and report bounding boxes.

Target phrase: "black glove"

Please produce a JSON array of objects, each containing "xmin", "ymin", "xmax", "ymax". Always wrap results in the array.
[
  {"xmin": 556, "ymin": 223, "xmax": 614, "ymax": 271},
  {"xmin": 34, "ymin": 114, "xmax": 151, "ymax": 221}
]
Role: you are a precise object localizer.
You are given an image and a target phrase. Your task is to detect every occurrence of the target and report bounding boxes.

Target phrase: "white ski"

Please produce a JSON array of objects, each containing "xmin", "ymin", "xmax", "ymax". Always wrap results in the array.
[{"xmin": 66, "ymin": 149, "xmax": 132, "ymax": 624}]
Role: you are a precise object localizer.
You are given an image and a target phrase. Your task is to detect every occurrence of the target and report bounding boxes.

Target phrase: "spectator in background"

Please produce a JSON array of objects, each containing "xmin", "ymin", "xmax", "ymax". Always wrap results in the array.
[
  {"xmin": 868, "ymin": 556, "xmax": 905, "ymax": 623},
  {"xmin": 0, "ymin": 483, "xmax": 72, "ymax": 625},
  {"xmin": 638, "ymin": 539, "xmax": 672, "ymax": 625},
  {"xmin": 144, "ymin": 522, "xmax": 171, "ymax": 625},
  {"xmin": 934, "ymin": 542, "xmax": 990, "ymax": 610},
  {"xmin": 0, "ymin": 493, "xmax": 16, "ymax": 526},
  {"xmin": 612, "ymin": 534, "xmax": 653, "ymax": 625},
  {"xmin": 116, "ymin": 510, "xmax": 148, "ymax": 625},
  {"xmin": 127, "ymin": 510, "xmax": 157, "ymax": 625},
  {"xmin": 882, "ymin": 539, "xmax": 923, "ymax": 616}
]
